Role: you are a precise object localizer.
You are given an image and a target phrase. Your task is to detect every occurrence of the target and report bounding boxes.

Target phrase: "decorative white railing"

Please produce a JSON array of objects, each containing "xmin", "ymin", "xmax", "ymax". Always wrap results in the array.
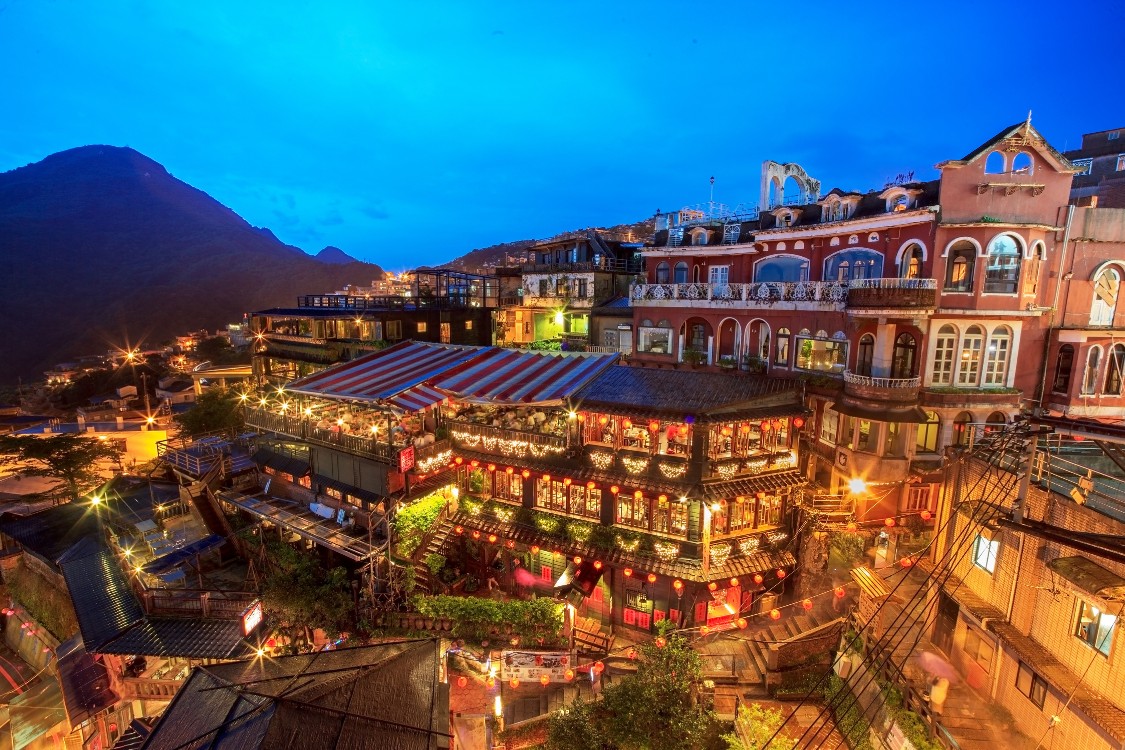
[
  {"xmin": 631, "ymin": 281, "xmax": 847, "ymax": 304},
  {"xmin": 843, "ymin": 371, "xmax": 921, "ymax": 389},
  {"xmin": 848, "ymin": 278, "xmax": 938, "ymax": 290}
]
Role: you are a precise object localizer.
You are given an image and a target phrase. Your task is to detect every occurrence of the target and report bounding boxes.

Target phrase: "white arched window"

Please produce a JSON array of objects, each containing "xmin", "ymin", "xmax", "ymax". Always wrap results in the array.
[
  {"xmin": 1091, "ymin": 267, "xmax": 1121, "ymax": 326},
  {"xmin": 655, "ymin": 262, "xmax": 670, "ymax": 284},
  {"xmin": 945, "ymin": 241, "xmax": 976, "ymax": 292},
  {"xmin": 1106, "ymin": 344, "xmax": 1125, "ymax": 395},
  {"xmin": 985, "ymin": 151, "xmax": 1006, "ymax": 174},
  {"xmin": 1083, "ymin": 347, "xmax": 1102, "ymax": 395},
  {"xmin": 984, "ymin": 235, "xmax": 1022, "ymax": 294},
  {"xmin": 984, "ymin": 326, "xmax": 1011, "ymax": 386},
  {"xmin": 673, "ymin": 261, "xmax": 689, "ymax": 284},
  {"xmin": 932, "ymin": 325, "xmax": 957, "ymax": 385},
  {"xmin": 957, "ymin": 325, "xmax": 984, "ymax": 386},
  {"xmin": 900, "ymin": 243, "xmax": 923, "ymax": 279}
]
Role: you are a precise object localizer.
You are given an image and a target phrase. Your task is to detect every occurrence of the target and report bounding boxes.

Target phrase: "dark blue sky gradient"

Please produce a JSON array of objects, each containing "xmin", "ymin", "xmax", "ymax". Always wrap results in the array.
[{"xmin": 3, "ymin": 1, "xmax": 1123, "ymax": 268}]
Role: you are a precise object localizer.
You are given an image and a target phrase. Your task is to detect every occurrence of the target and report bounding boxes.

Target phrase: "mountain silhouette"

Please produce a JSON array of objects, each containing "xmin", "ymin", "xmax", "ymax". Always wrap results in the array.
[
  {"xmin": 315, "ymin": 246, "xmax": 360, "ymax": 264},
  {"xmin": 0, "ymin": 145, "xmax": 383, "ymax": 386}
]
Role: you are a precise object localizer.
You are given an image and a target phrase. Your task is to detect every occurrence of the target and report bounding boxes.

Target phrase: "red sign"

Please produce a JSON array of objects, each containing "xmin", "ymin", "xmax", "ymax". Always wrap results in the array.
[
  {"xmin": 398, "ymin": 446, "xmax": 415, "ymax": 473},
  {"xmin": 242, "ymin": 600, "xmax": 263, "ymax": 636}
]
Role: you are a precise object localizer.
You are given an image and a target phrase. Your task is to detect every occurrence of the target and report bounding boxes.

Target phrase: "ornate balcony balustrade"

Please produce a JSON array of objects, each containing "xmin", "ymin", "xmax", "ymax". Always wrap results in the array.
[
  {"xmin": 631, "ymin": 281, "xmax": 848, "ymax": 308},
  {"xmin": 843, "ymin": 371, "xmax": 921, "ymax": 403},
  {"xmin": 846, "ymin": 277, "xmax": 937, "ymax": 310}
]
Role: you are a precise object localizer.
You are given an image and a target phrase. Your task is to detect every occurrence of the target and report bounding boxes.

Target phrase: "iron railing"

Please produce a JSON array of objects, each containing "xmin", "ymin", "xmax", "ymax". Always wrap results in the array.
[{"xmin": 632, "ymin": 281, "xmax": 848, "ymax": 305}]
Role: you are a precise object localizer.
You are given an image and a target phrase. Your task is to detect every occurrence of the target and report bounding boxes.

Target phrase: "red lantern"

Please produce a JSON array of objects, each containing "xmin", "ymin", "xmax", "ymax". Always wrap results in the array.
[
  {"xmin": 623, "ymin": 420, "xmax": 633, "ymax": 429},
  {"xmin": 488, "ymin": 534, "xmax": 498, "ymax": 544},
  {"xmin": 658, "ymin": 494, "xmax": 668, "ymax": 502},
  {"xmin": 648, "ymin": 421, "xmax": 659, "ymax": 432},
  {"xmin": 900, "ymin": 557, "xmax": 914, "ymax": 568},
  {"xmin": 486, "ymin": 676, "xmax": 496, "ymax": 688},
  {"xmin": 730, "ymin": 577, "xmax": 739, "ymax": 587},
  {"xmin": 753, "ymin": 573, "xmax": 764, "ymax": 585},
  {"xmin": 564, "ymin": 477, "xmax": 572, "ymax": 486},
  {"xmin": 574, "ymin": 556, "xmax": 583, "ymax": 565},
  {"xmin": 802, "ymin": 598, "xmax": 813, "ymax": 611},
  {"xmin": 564, "ymin": 668, "xmax": 575, "ymax": 681},
  {"xmin": 454, "ymin": 456, "xmax": 463, "ymax": 465},
  {"xmin": 522, "ymin": 469, "xmax": 531, "ymax": 479},
  {"xmin": 587, "ymin": 481, "xmax": 597, "ymax": 490},
  {"xmin": 760, "ymin": 420, "xmax": 771, "ymax": 431},
  {"xmin": 735, "ymin": 495, "xmax": 745, "ymax": 504},
  {"xmin": 647, "ymin": 573, "xmax": 657, "ymax": 584},
  {"xmin": 700, "ymin": 625, "xmax": 711, "ymax": 636},
  {"xmin": 920, "ymin": 510, "xmax": 932, "ymax": 521},
  {"xmin": 457, "ymin": 676, "xmax": 468, "ymax": 688},
  {"xmin": 834, "ymin": 586, "xmax": 846, "ymax": 598},
  {"xmin": 756, "ymin": 491, "xmax": 767, "ymax": 500},
  {"xmin": 266, "ymin": 638, "xmax": 277, "ymax": 648},
  {"xmin": 610, "ymin": 486, "xmax": 620, "ymax": 494},
  {"xmin": 470, "ymin": 460, "xmax": 479, "ymax": 468},
  {"xmin": 472, "ymin": 530, "xmax": 481, "ymax": 540},
  {"xmin": 542, "ymin": 474, "xmax": 551, "ymax": 483},
  {"xmin": 593, "ymin": 661, "xmax": 605, "ymax": 674},
  {"xmin": 593, "ymin": 561, "xmax": 603, "ymax": 570},
  {"xmin": 540, "ymin": 674, "xmax": 551, "ymax": 686},
  {"xmin": 628, "ymin": 648, "xmax": 637, "ymax": 660},
  {"xmin": 598, "ymin": 416, "xmax": 608, "ymax": 425},
  {"xmin": 721, "ymin": 426, "xmax": 732, "ymax": 436},
  {"xmin": 673, "ymin": 579, "xmax": 683, "ymax": 591},
  {"xmin": 736, "ymin": 617, "xmax": 748, "ymax": 629},
  {"xmin": 506, "ymin": 539, "xmax": 516, "ymax": 549},
  {"xmin": 708, "ymin": 582, "xmax": 718, "ymax": 592},
  {"xmin": 506, "ymin": 466, "xmax": 514, "ymax": 474},
  {"xmin": 770, "ymin": 608, "xmax": 781, "ymax": 620},
  {"xmin": 454, "ymin": 526, "xmax": 464, "ymax": 535},
  {"xmin": 678, "ymin": 425, "xmax": 689, "ymax": 436},
  {"xmin": 510, "ymin": 678, "xmax": 520, "ymax": 688},
  {"xmin": 530, "ymin": 545, "xmax": 540, "ymax": 555},
  {"xmin": 846, "ymin": 522, "xmax": 857, "ymax": 532},
  {"xmin": 776, "ymin": 568, "xmax": 786, "ymax": 579},
  {"xmin": 885, "ymin": 517, "xmax": 896, "ymax": 527},
  {"xmin": 772, "ymin": 419, "xmax": 782, "ymax": 429},
  {"xmin": 793, "ymin": 417, "xmax": 805, "ymax": 429},
  {"xmin": 487, "ymin": 463, "xmax": 496, "ymax": 472},
  {"xmin": 624, "ymin": 568, "xmax": 633, "ymax": 577},
  {"xmin": 655, "ymin": 636, "xmax": 667, "ymax": 648}
]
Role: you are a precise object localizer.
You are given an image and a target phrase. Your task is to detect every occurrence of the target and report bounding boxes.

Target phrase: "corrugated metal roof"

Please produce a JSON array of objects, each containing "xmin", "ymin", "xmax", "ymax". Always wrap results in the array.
[
  {"xmin": 384, "ymin": 383, "xmax": 450, "ymax": 413},
  {"xmin": 431, "ymin": 348, "xmax": 618, "ymax": 405},
  {"xmin": 1047, "ymin": 555, "xmax": 1125, "ymax": 603}
]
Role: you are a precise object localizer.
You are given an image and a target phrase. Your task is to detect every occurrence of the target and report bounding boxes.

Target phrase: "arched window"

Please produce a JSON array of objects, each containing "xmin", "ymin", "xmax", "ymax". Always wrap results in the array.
[
  {"xmin": 755, "ymin": 256, "xmax": 808, "ymax": 283},
  {"xmin": 985, "ymin": 151, "xmax": 1006, "ymax": 174},
  {"xmin": 984, "ymin": 235, "xmax": 1021, "ymax": 294},
  {"xmin": 856, "ymin": 334, "xmax": 875, "ymax": 376},
  {"xmin": 1011, "ymin": 152, "xmax": 1033, "ymax": 175},
  {"xmin": 892, "ymin": 194, "xmax": 910, "ymax": 212},
  {"xmin": 1083, "ymin": 346, "xmax": 1102, "ymax": 395},
  {"xmin": 953, "ymin": 412, "xmax": 974, "ymax": 447},
  {"xmin": 1091, "ymin": 267, "xmax": 1121, "ymax": 326},
  {"xmin": 689, "ymin": 324, "xmax": 708, "ymax": 353},
  {"xmin": 692, "ymin": 230, "xmax": 708, "ymax": 246},
  {"xmin": 916, "ymin": 411, "xmax": 939, "ymax": 453},
  {"xmin": 1053, "ymin": 345, "xmax": 1075, "ymax": 393},
  {"xmin": 673, "ymin": 261, "xmax": 689, "ymax": 284},
  {"xmin": 891, "ymin": 333, "xmax": 917, "ymax": 379},
  {"xmin": 957, "ymin": 325, "xmax": 985, "ymax": 386},
  {"xmin": 655, "ymin": 262, "xmax": 670, "ymax": 284},
  {"xmin": 824, "ymin": 250, "xmax": 883, "ymax": 282},
  {"xmin": 983, "ymin": 326, "xmax": 1012, "ymax": 386},
  {"xmin": 1105, "ymin": 344, "xmax": 1125, "ymax": 395},
  {"xmin": 985, "ymin": 412, "xmax": 1007, "ymax": 433},
  {"xmin": 899, "ymin": 244, "xmax": 923, "ymax": 279},
  {"xmin": 945, "ymin": 241, "xmax": 975, "ymax": 292},
  {"xmin": 775, "ymin": 328, "xmax": 791, "ymax": 366},
  {"xmin": 932, "ymin": 325, "xmax": 957, "ymax": 385}
]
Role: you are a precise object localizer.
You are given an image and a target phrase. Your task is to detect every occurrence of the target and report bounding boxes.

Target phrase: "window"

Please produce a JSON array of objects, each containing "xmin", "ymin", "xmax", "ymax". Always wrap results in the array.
[
  {"xmin": 916, "ymin": 411, "xmax": 939, "ymax": 453},
  {"xmin": 1111, "ymin": 131, "xmax": 1121, "ymax": 141},
  {"xmin": 906, "ymin": 485, "xmax": 931, "ymax": 512},
  {"xmin": 538, "ymin": 279, "xmax": 549, "ymax": 297},
  {"xmin": 983, "ymin": 327, "xmax": 1011, "ymax": 386},
  {"xmin": 1053, "ymin": 345, "xmax": 1075, "ymax": 393},
  {"xmin": 1091, "ymin": 267, "xmax": 1120, "ymax": 325},
  {"xmin": 1011, "ymin": 152, "xmax": 1033, "ymax": 175},
  {"xmin": 386, "ymin": 320, "xmax": 403, "ymax": 340},
  {"xmin": 775, "ymin": 328, "xmax": 790, "ymax": 365},
  {"xmin": 577, "ymin": 278, "xmax": 588, "ymax": 298},
  {"xmin": 1075, "ymin": 600, "xmax": 1116, "ymax": 656},
  {"xmin": 1106, "ymin": 344, "xmax": 1125, "ymax": 395},
  {"xmin": 656, "ymin": 262, "xmax": 670, "ymax": 284},
  {"xmin": 556, "ymin": 277, "xmax": 568, "ymax": 296},
  {"xmin": 569, "ymin": 486, "xmax": 601, "ymax": 519},
  {"xmin": 1083, "ymin": 346, "xmax": 1102, "ymax": 395},
  {"xmin": 856, "ymin": 334, "xmax": 875, "ymax": 376},
  {"xmin": 945, "ymin": 242, "xmax": 976, "ymax": 292},
  {"xmin": 465, "ymin": 320, "xmax": 473, "ymax": 330},
  {"xmin": 1118, "ymin": 154, "xmax": 1125, "ymax": 172},
  {"xmin": 883, "ymin": 422, "xmax": 904, "ymax": 457},
  {"xmin": 984, "ymin": 151, "xmax": 1006, "ymax": 174},
  {"xmin": 900, "ymin": 244, "xmax": 923, "ymax": 278},
  {"xmin": 1016, "ymin": 662, "xmax": 1048, "ymax": 709},
  {"xmin": 892, "ymin": 194, "xmax": 910, "ymax": 212},
  {"xmin": 984, "ymin": 235, "xmax": 1021, "ymax": 294},
  {"xmin": 851, "ymin": 419, "xmax": 873, "ymax": 452},
  {"xmin": 931, "ymin": 325, "xmax": 956, "ymax": 385},
  {"xmin": 963, "ymin": 628, "xmax": 995, "ymax": 672},
  {"xmin": 709, "ymin": 265, "xmax": 730, "ymax": 292},
  {"xmin": 617, "ymin": 493, "xmax": 648, "ymax": 529},
  {"xmin": 688, "ymin": 323, "xmax": 707, "ymax": 353},
  {"xmin": 819, "ymin": 407, "xmax": 839, "ymax": 445},
  {"xmin": 755, "ymin": 256, "xmax": 808, "ymax": 283},
  {"xmin": 795, "ymin": 335, "xmax": 847, "ymax": 373},
  {"xmin": 637, "ymin": 326, "xmax": 671, "ymax": 354},
  {"xmin": 1072, "ymin": 158, "xmax": 1093, "ymax": 176},
  {"xmin": 653, "ymin": 495, "xmax": 688, "ymax": 535},
  {"xmin": 972, "ymin": 533, "xmax": 998, "ymax": 573},
  {"xmin": 953, "ymin": 412, "xmax": 973, "ymax": 447},
  {"xmin": 957, "ymin": 326, "xmax": 984, "ymax": 386},
  {"xmin": 674, "ymin": 262, "xmax": 688, "ymax": 284},
  {"xmin": 416, "ymin": 321, "xmax": 428, "ymax": 334},
  {"xmin": 891, "ymin": 333, "xmax": 917, "ymax": 379},
  {"xmin": 825, "ymin": 250, "xmax": 883, "ymax": 282}
]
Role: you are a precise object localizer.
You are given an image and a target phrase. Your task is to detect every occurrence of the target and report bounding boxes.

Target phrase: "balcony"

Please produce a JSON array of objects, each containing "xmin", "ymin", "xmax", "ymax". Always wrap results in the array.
[
  {"xmin": 448, "ymin": 420, "xmax": 569, "ymax": 461},
  {"xmin": 846, "ymin": 278, "xmax": 937, "ymax": 313},
  {"xmin": 119, "ymin": 676, "xmax": 184, "ymax": 701},
  {"xmin": 631, "ymin": 281, "xmax": 847, "ymax": 310},
  {"xmin": 843, "ymin": 371, "xmax": 921, "ymax": 403},
  {"xmin": 522, "ymin": 259, "xmax": 641, "ymax": 273},
  {"xmin": 520, "ymin": 294, "xmax": 595, "ymax": 309}
]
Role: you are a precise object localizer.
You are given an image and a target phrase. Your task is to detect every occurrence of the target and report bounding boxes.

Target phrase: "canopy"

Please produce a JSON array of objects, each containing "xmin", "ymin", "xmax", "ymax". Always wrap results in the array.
[
  {"xmin": 1047, "ymin": 556, "xmax": 1125, "ymax": 603},
  {"xmin": 384, "ymin": 383, "xmax": 450, "ymax": 413},
  {"xmin": 437, "ymin": 348, "xmax": 617, "ymax": 405}
]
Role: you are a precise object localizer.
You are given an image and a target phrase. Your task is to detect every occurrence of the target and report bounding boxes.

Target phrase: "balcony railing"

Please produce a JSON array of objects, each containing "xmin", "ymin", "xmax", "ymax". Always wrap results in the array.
[
  {"xmin": 632, "ymin": 281, "xmax": 848, "ymax": 306},
  {"xmin": 139, "ymin": 589, "xmax": 259, "ymax": 619},
  {"xmin": 245, "ymin": 407, "xmax": 402, "ymax": 463},
  {"xmin": 520, "ymin": 294, "xmax": 595, "ymax": 309},
  {"xmin": 846, "ymin": 277, "xmax": 938, "ymax": 309},
  {"xmin": 448, "ymin": 420, "xmax": 568, "ymax": 459},
  {"xmin": 262, "ymin": 332, "xmax": 328, "ymax": 346},
  {"xmin": 119, "ymin": 677, "xmax": 184, "ymax": 701},
  {"xmin": 843, "ymin": 372, "xmax": 922, "ymax": 389}
]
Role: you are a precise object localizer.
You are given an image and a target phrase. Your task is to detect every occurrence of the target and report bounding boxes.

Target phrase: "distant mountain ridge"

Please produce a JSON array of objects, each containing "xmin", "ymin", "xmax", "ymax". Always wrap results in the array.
[
  {"xmin": 0, "ymin": 145, "xmax": 383, "ymax": 385},
  {"xmin": 315, "ymin": 246, "xmax": 360, "ymax": 264}
]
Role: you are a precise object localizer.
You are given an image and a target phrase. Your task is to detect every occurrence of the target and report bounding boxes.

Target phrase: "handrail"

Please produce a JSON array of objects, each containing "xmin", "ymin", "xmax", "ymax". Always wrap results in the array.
[
  {"xmin": 843, "ymin": 371, "xmax": 921, "ymax": 389},
  {"xmin": 447, "ymin": 420, "xmax": 568, "ymax": 454},
  {"xmin": 632, "ymin": 281, "xmax": 848, "ymax": 305},
  {"xmin": 262, "ymin": 332, "xmax": 329, "ymax": 345},
  {"xmin": 848, "ymin": 277, "xmax": 937, "ymax": 290}
]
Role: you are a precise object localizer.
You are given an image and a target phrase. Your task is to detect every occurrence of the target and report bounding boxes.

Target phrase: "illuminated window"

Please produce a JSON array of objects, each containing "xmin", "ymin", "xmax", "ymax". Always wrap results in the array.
[
  {"xmin": 416, "ymin": 322, "xmax": 427, "ymax": 334},
  {"xmin": 916, "ymin": 411, "xmax": 939, "ymax": 453},
  {"xmin": 972, "ymin": 533, "xmax": 998, "ymax": 573},
  {"xmin": 932, "ymin": 325, "xmax": 956, "ymax": 385},
  {"xmin": 1016, "ymin": 662, "xmax": 1047, "ymax": 709},
  {"xmin": 945, "ymin": 242, "xmax": 975, "ymax": 292},
  {"xmin": 1105, "ymin": 344, "xmax": 1125, "ymax": 395},
  {"xmin": 983, "ymin": 327, "xmax": 1011, "ymax": 386},
  {"xmin": 819, "ymin": 408, "xmax": 839, "ymax": 445},
  {"xmin": 1074, "ymin": 600, "xmax": 1116, "ymax": 657},
  {"xmin": 957, "ymin": 326, "xmax": 984, "ymax": 386}
]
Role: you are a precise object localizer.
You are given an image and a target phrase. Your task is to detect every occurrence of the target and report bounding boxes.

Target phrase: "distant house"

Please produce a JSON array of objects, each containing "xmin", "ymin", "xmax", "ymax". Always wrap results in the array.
[{"xmin": 155, "ymin": 378, "xmax": 195, "ymax": 405}]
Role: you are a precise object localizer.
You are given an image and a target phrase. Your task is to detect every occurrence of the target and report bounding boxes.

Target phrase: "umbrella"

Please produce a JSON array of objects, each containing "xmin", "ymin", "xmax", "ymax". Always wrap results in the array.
[
  {"xmin": 917, "ymin": 651, "xmax": 959, "ymax": 683},
  {"xmin": 514, "ymin": 567, "xmax": 538, "ymax": 587}
]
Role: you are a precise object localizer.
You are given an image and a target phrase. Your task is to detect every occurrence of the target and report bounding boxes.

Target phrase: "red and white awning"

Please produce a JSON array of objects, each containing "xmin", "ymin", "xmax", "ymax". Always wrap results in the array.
[
  {"xmin": 383, "ymin": 384, "xmax": 450, "ymax": 413},
  {"xmin": 436, "ymin": 349, "xmax": 617, "ymax": 405}
]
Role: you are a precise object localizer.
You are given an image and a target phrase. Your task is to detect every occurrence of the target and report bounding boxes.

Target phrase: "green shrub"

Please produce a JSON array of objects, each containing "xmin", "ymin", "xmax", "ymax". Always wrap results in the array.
[
  {"xmin": 413, "ymin": 595, "xmax": 564, "ymax": 644},
  {"xmin": 6, "ymin": 562, "xmax": 79, "ymax": 640},
  {"xmin": 424, "ymin": 553, "xmax": 446, "ymax": 576},
  {"xmin": 394, "ymin": 492, "xmax": 447, "ymax": 558}
]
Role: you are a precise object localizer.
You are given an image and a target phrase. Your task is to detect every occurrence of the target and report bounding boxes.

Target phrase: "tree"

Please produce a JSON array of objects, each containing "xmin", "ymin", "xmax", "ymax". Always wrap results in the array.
[
  {"xmin": 174, "ymin": 387, "xmax": 244, "ymax": 436},
  {"xmin": 546, "ymin": 633, "xmax": 726, "ymax": 750},
  {"xmin": 0, "ymin": 434, "xmax": 121, "ymax": 501},
  {"xmin": 258, "ymin": 540, "xmax": 354, "ymax": 642},
  {"xmin": 723, "ymin": 703, "xmax": 797, "ymax": 750}
]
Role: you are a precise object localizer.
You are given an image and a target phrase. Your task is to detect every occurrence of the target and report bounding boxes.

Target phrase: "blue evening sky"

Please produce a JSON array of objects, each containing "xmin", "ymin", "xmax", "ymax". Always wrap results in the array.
[{"xmin": 2, "ymin": 1, "xmax": 1123, "ymax": 269}]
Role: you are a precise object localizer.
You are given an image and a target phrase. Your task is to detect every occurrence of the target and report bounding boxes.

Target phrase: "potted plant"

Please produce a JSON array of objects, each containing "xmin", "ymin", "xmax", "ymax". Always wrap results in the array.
[
  {"xmin": 682, "ymin": 349, "xmax": 705, "ymax": 367},
  {"xmin": 742, "ymin": 354, "xmax": 767, "ymax": 373},
  {"xmin": 717, "ymin": 355, "xmax": 737, "ymax": 370}
]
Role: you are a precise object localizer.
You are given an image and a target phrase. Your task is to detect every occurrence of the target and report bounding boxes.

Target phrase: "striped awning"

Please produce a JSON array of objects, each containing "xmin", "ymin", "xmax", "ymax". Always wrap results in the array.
[
  {"xmin": 384, "ymin": 384, "xmax": 449, "ymax": 413},
  {"xmin": 284, "ymin": 341, "xmax": 481, "ymax": 401},
  {"xmin": 436, "ymin": 348, "xmax": 618, "ymax": 405}
]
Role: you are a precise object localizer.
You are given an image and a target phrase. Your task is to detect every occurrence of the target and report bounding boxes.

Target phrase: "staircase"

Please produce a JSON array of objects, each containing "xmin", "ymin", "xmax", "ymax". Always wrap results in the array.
[
  {"xmin": 730, "ymin": 609, "xmax": 842, "ymax": 693},
  {"xmin": 410, "ymin": 521, "xmax": 454, "ymax": 595}
]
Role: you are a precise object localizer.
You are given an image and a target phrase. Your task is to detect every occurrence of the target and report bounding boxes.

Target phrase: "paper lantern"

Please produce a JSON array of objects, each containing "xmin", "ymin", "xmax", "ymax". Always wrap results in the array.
[
  {"xmin": 678, "ymin": 425, "xmax": 689, "ymax": 436},
  {"xmin": 522, "ymin": 469, "xmax": 531, "ymax": 478},
  {"xmin": 736, "ymin": 617, "xmax": 748, "ymax": 629},
  {"xmin": 760, "ymin": 420, "xmax": 771, "ymax": 431},
  {"xmin": 753, "ymin": 573, "xmax": 764, "ymax": 585},
  {"xmin": 454, "ymin": 457, "xmax": 463, "ymax": 465},
  {"xmin": 730, "ymin": 577, "xmax": 739, "ymax": 587},
  {"xmin": 793, "ymin": 417, "xmax": 805, "ymax": 429},
  {"xmin": 486, "ymin": 676, "xmax": 496, "ymax": 688},
  {"xmin": 510, "ymin": 678, "xmax": 520, "ymax": 688},
  {"xmin": 454, "ymin": 525, "xmax": 464, "ymax": 535},
  {"xmin": 574, "ymin": 556, "xmax": 583, "ymax": 565},
  {"xmin": 900, "ymin": 557, "xmax": 914, "ymax": 568},
  {"xmin": 593, "ymin": 561, "xmax": 603, "ymax": 570},
  {"xmin": 623, "ymin": 568, "xmax": 633, "ymax": 577},
  {"xmin": 457, "ymin": 676, "xmax": 468, "ymax": 688},
  {"xmin": 564, "ymin": 668, "xmax": 575, "ymax": 681},
  {"xmin": 628, "ymin": 648, "xmax": 637, "ymax": 660},
  {"xmin": 834, "ymin": 586, "xmax": 846, "ymax": 598},
  {"xmin": 920, "ymin": 510, "xmax": 932, "ymax": 521},
  {"xmin": 530, "ymin": 545, "xmax": 540, "ymax": 555},
  {"xmin": 634, "ymin": 490, "xmax": 643, "ymax": 500},
  {"xmin": 488, "ymin": 534, "xmax": 498, "ymax": 544},
  {"xmin": 593, "ymin": 661, "xmax": 605, "ymax": 674},
  {"xmin": 487, "ymin": 464, "xmax": 496, "ymax": 472},
  {"xmin": 708, "ymin": 582, "xmax": 718, "ymax": 592},
  {"xmin": 542, "ymin": 474, "xmax": 551, "ymax": 482},
  {"xmin": 776, "ymin": 568, "xmax": 786, "ymax": 579},
  {"xmin": 598, "ymin": 416, "xmax": 608, "ymax": 425},
  {"xmin": 563, "ymin": 477, "xmax": 572, "ymax": 486},
  {"xmin": 885, "ymin": 517, "xmax": 896, "ymax": 527},
  {"xmin": 672, "ymin": 579, "xmax": 683, "ymax": 591},
  {"xmin": 587, "ymin": 481, "xmax": 597, "ymax": 490},
  {"xmin": 647, "ymin": 573, "xmax": 657, "ymax": 584},
  {"xmin": 610, "ymin": 486, "xmax": 620, "ymax": 494},
  {"xmin": 470, "ymin": 460, "xmax": 479, "ymax": 467},
  {"xmin": 769, "ymin": 609, "xmax": 781, "ymax": 620},
  {"xmin": 648, "ymin": 421, "xmax": 660, "ymax": 432},
  {"xmin": 471, "ymin": 530, "xmax": 481, "ymax": 540},
  {"xmin": 658, "ymin": 494, "xmax": 668, "ymax": 502},
  {"xmin": 623, "ymin": 420, "xmax": 632, "ymax": 429},
  {"xmin": 505, "ymin": 466, "xmax": 514, "ymax": 474},
  {"xmin": 540, "ymin": 675, "xmax": 551, "ymax": 686},
  {"xmin": 505, "ymin": 539, "xmax": 516, "ymax": 549},
  {"xmin": 802, "ymin": 599, "xmax": 813, "ymax": 611}
]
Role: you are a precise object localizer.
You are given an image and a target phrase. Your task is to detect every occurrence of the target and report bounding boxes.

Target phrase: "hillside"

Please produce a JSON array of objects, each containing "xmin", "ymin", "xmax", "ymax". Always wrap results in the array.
[{"xmin": 0, "ymin": 146, "xmax": 383, "ymax": 385}]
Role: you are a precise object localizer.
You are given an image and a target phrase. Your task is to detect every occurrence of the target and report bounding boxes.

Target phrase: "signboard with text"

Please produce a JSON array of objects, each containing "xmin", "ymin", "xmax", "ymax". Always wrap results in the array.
[
  {"xmin": 242, "ymin": 600, "xmax": 263, "ymax": 636},
  {"xmin": 398, "ymin": 446, "xmax": 415, "ymax": 473},
  {"xmin": 500, "ymin": 650, "xmax": 574, "ymax": 683}
]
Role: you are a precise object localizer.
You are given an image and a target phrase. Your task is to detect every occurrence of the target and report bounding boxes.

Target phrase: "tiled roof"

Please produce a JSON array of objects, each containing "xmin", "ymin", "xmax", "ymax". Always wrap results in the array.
[
  {"xmin": 56, "ymin": 635, "xmax": 116, "ymax": 728},
  {"xmin": 252, "ymin": 448, "xmax": 310, "ymax": 478},
  {"xmin": 698, "ymin": 470, "xmax": 806, "ymax": 500},
  {"xmin": 572, "ymin": 365, "xmax": 802, "ymax": 418},
  {"xmin": 990, "ymin": 621, "xmax": 1125, "ymax": 742},
  {"xmin": 97, "ymin": 618, "xmax": 252, "ymax": 660},
  {"xmin": 444, "ymin": 512, "xmax": 795, "ymax": 584},
  {"xmin": 142, "ymin": 639, "xmax": 449, "ymax": 750},
  {"xmin": 923, "ymin": 562, "xmax": 1006, "ymax": 623}
]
